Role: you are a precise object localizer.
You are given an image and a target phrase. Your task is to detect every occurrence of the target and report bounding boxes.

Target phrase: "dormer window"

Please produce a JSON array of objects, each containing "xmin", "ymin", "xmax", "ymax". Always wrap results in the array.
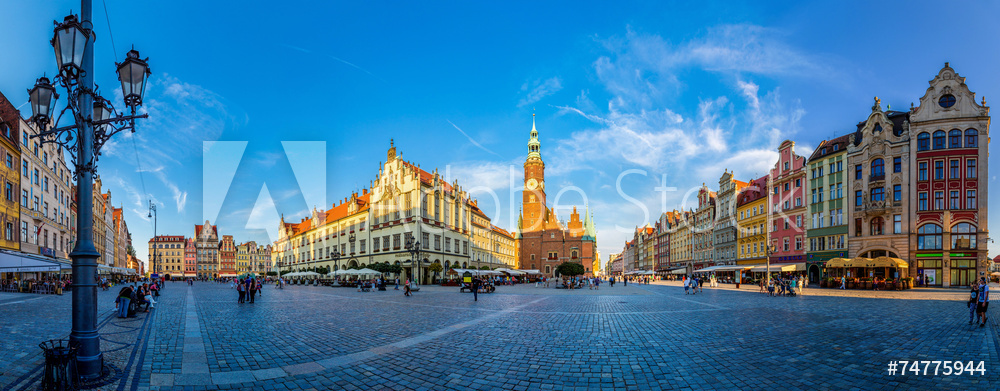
[
  {"xmin": 833, "ymin": 144, "xmax": 839, "ymax": 151},
  {"xmin": 873, "ymin": 124, "xmax": 882, "ymax": 134}
]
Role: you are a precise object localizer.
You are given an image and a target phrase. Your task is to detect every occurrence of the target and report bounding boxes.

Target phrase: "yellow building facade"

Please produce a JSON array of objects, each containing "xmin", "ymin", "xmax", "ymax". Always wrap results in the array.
[
  {"xmin": 0, "ymin": 93, "xmax": 20, "ymax": 251},
  {"xmin": 736, "ymin": 176, "xmax": 770, "ymax": 265}
]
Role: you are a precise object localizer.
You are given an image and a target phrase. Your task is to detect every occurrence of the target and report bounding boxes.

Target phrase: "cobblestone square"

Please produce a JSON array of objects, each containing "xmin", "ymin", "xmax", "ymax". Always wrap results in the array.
[{"xmin": 1, "ymin": 281, "xmax": 998, "ymax": 390}]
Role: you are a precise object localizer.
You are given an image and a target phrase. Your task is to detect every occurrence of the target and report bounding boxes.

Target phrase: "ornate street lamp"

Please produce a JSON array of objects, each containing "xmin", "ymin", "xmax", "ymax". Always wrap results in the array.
[
  {"xmin": 148, "ymin": 201, "xmax": 157, "ymax": 275},
  {"xmin": 116, "ymin": 49, "xmax": 150, "ymax": 107},
  {"xmin": 405, "ymin": 237, "xmax": 420, "ymax": 285},
  {"xmin": 25, "ymin": 3, "xmax": 151, "ymax": 381},
  {"xmin": 765, "ymin": 244, "xmax": 776, "ymax": 285},
  {"xmin": 332, "ymin": 248, "xmax": 341, "ymax": 285},
  {"xmin": 28, "ymin": 76, "xmax": 57, "ymax": 125},
  {"xmin": 52, "ymin": 14, "xmax": 90, "ymax": 83}
]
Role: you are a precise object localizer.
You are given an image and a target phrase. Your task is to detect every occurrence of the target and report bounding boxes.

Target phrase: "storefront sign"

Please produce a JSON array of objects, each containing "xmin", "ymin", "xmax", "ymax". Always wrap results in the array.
[{"xmin": 40, "ymin": 248, "xmax": 55, "ymax": 257}]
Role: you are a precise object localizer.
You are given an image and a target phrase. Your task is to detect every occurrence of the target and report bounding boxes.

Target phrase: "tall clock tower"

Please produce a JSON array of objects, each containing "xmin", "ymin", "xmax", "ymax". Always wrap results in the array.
[{"xmin": 522, "ymin": 114, "xmax": 546, "ymax": 232}]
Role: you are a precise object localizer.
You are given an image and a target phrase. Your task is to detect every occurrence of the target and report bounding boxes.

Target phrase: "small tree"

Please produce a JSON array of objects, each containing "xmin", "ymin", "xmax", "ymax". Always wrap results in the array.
[
  {"xmin": 556, "ymin": 262, "xmax": 585, "ymax": 278},
  {"xmin": 388, "ymin": 263, "xmax": 403, "ymax": 275},
  {"xmin": 479, "ymin": 265, "xmax": 491, "ymax": 270},
  {"xmin": 429, "ymin": 262, "xmax": 443, "ymax": 283}
]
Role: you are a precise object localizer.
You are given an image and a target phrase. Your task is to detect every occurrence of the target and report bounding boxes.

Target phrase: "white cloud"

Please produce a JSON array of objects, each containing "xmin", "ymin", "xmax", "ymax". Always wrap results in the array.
[
  {"xmin": 445, "ymin": 161, "xmax": 517, "ymax": 191},
  {"xmin": 554, "ymin": 25, "xmax": 823, "ymax": 260},
  {"xmin": 518, "ymin": 77, "xmax": 563, "ymax": 107}
]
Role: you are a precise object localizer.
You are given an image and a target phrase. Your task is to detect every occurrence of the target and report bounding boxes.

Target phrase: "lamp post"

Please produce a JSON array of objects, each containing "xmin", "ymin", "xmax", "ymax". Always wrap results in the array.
[
  {"xmin": 405, "ymin": 237, "xmax": 420, "ymax": 284},
  {"xmin": 26, "ymin": 4, "xmax": 150, "ymax": 380},
  {"xmin": 765, "ymin": 244, "xmax": 776, "ymax": 285},
  {"xmin": 148, "ymin": 201, "xmax": 157, "ymax": 277},
  {"xmin": 331, "ymin": 248, "xmax": 341, "ymax": 285}
]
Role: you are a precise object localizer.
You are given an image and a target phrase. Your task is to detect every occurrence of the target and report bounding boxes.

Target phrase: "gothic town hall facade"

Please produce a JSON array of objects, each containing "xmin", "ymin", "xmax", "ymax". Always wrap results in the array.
[{"xmin": 516, "ymin": 116, "xmax": 597, "ymax": 277}]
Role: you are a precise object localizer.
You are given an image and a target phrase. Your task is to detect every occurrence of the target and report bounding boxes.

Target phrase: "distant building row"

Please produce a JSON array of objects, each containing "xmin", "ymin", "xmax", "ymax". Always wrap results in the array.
[
  {"xmin": 608, "ymin": 64, "xmax": 989, "ymax": 287},
  {"xmin": 147, "ymin": 224, "xmax": 273, "ymax": 279}
]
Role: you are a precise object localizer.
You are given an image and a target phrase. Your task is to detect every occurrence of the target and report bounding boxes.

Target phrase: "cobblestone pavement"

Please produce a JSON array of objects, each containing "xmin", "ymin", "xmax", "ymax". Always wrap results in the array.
[{"xmin": 2, "ymin": 280, "xmax": 998, "ymax": 390}]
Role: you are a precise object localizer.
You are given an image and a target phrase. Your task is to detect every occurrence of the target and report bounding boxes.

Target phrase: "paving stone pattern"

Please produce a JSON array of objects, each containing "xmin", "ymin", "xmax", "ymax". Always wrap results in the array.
[{"xmin": 1, "ymin": 281, "xmax": 998, "ymax": 390}]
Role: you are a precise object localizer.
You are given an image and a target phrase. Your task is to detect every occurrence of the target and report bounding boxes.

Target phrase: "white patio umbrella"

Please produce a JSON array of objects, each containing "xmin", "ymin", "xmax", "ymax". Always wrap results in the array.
[{"xmin": 355, "ymin": 268, "xmax": 379, "ymax": 276}]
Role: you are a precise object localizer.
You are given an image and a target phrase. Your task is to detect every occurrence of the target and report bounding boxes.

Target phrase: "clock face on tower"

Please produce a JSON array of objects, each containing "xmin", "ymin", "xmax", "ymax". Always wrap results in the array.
[{"xmin": 526, "ymin": 178, "xmax": 538, "ymax": 190}]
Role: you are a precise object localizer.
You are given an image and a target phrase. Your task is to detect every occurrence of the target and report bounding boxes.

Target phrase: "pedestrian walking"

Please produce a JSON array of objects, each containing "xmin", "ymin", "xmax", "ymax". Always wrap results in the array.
[
  {"xmin": 472, "ymin": 277, "xmax": 481, "ymax": 301},
  {"xmin": 248, "ymin": 280, "xmax": 257, "ymax": 303},
  {"xmin": 969, "ymin": 284, "xmax": 980, "ymax": 325},
  {"xmin": 395, "ymin": 278, "xmax": 399, "ymax": 290},
  {"xmin": 976, "ymin": 278, "xmax": 989, "ymax": 328},
  {"xmin": 237, "ymin": 282, "xmax": 245, "ymax": 303},
  {"xmin": 404, "ymin": 279, "xmax": 411, "ymax": 297},
  {"xmin": 684, "ymin": 277, "xmax": 690, "ymax": 295},
  {"xmin": 839, "ymin": 276, "xmax": 846, "ymax": 290}
]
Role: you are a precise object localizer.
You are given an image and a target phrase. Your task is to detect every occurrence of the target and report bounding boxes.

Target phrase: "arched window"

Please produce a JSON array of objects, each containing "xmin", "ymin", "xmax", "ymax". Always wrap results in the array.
[
  {"xmin": 873, "ymin": 123, "xmax": 882, "ymax": 134},
  {"xmin": 917, "ymin": 132, "xmax": 930, "ymax": 151},
  {"xmin": 917, "ymin": 224, "xmax": 943, "ymax": 250},
  {"xmin": 870, "ymin": 217, "xmax": 884, "ymax": 236},
  {"xmin": 444, "ymin": 260, "xmax": 450, "ymax": 270},
  {"xmin": 965, "ymin": 129, "xmax": 978, "ymax": 147},
  {"xmin": 948, "ymin": 129, "xmax": 962, "ymax": 148},
  {"xmin": 871, "ymin": 158, "xmax": 885, "ymax": 178},
  {"xmin": 951, "ymin": 223, "xmax": 977, "ymax": 250},
  {"xmin": 932, "ymin": 131, "xmax": 946, "ymax": 149}
]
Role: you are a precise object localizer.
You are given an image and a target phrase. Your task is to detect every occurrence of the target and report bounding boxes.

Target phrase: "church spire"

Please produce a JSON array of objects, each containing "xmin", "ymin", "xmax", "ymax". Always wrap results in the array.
[{"xmin": 527, "ymin": 113, "xmax": 541, "ymax": 161}]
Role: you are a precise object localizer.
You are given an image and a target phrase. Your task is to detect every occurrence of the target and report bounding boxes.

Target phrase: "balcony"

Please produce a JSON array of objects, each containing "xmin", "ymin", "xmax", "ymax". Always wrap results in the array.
[
  {"xmin": 869, "ymin": 173, "xmax": 885, "ymax": 182},
  {"xmin": 855, "ymin": 200, "xmax": 899, "ymax": 216}
]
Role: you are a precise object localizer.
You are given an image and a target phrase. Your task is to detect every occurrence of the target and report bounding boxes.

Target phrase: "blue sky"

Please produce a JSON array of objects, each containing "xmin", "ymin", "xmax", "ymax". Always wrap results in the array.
[{"xmin": 2, "ymin": 1, "xmax": 999, "ymax": 266}]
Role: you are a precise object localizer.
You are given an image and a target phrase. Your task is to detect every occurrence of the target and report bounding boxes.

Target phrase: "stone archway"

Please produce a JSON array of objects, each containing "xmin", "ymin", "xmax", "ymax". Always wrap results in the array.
[
  {"xmin": 808, "ymin": 264, "xmax": 821, "ymax": 284},
  {"xmin": 347, "ymin": 259, "xmax": 359, "ymax": 269}
]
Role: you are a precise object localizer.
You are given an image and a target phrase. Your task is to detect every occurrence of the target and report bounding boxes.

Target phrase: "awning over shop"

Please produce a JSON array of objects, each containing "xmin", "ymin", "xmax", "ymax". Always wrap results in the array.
[
  {"xmin": 825, "ymin": 257, "xmax": 907, "ymax": 269},
  {"xmin": 0, "ymin": 250, "xmax": 72, "ymax": 272},
  {"xmin": 693, "ymin": 266, "xmax": 723, "ymax": 273},
  {"xmin": 714, "ymin": 265, "xmax": 751, "ymax": 272},
  {"xmin": 870, "ymin": 257, "xmax": 908, "ymax": 269},
  {"xmin": 669, "ymin": 268, "xmax": 687, "ymax": 275},
  {"xmin": 749, "ymin": 264, "xmax": 798, "ymax": 273}
]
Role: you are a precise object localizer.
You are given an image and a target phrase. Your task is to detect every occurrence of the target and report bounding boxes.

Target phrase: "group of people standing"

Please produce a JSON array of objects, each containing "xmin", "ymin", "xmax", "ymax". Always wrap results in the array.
[
  {"xmin": 760, "ymin": 276, "xmax": 802, "ymax": 297},
  {"xmin": 233, "ymin": 277, "xmax": 263, "ymax": 304},
  {"xmin": 683, "ymin": 276, "xmax": 701, "ymax": 294},
  {"xmin": 968, "ymin": 277, "xmax": 991, "ymax": 327}
]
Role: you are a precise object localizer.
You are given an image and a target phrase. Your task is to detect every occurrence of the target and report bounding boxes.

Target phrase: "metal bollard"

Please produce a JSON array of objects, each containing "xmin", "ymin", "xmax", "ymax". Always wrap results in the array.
[{"xmin": 38, "ymin": 339, "xmax": 79, "ymax": 391}]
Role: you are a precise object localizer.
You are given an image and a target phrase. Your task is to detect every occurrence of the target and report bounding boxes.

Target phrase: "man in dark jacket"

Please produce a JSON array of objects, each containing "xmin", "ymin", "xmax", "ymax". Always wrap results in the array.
[{"xmin": 472, "ymin": 277, "xmax": 482, "ymax": 301}]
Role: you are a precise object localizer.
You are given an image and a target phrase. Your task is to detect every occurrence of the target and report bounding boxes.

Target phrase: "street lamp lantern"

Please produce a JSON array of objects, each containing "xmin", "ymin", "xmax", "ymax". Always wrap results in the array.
[
  {"xmin": 116, "ymin": 49, "xmax": 151, "ymax": 108},
  {"xmin": 52, "ymin": 14, "xmax": 90, "ymax": 82},
  {"xmin": 28, "ymin": 76, "xmax": 57, "ymax": 126},
  {"xmin": 93, "ymin": 96, "xmax": 112, "ymax": 130}
]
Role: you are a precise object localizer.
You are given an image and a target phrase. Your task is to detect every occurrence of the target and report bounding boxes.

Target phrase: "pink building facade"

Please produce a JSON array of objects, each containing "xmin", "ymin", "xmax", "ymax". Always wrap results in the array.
[{"xmin": 769, "ymin": 140, "xmax": 808, "ymax": 264}]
